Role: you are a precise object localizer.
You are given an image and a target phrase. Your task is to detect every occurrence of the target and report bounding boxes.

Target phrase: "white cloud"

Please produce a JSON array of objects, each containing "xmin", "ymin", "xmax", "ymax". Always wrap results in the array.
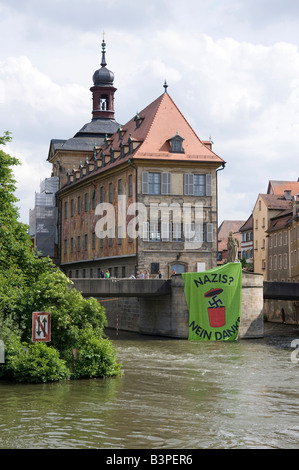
[{"xmin": 0, "ymin": 56, "xmax": 88, "ymax": 114}]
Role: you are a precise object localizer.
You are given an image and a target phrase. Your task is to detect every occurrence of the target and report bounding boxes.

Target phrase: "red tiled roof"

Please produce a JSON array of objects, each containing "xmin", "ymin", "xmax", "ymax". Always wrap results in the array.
[
  {"xmin": 239, "ymin": 214, "xmax": 253, "ymax": 232},
  {"xmin": 267, "ymin": 180, "xmax": 299, "ymax": 196},
  {"xmin": 267, "ymin": 210, "xmax": 293, "ymax": 232},
  {"xmin": 106, "ymin": 92, "xmax": 225, "ymax": 164},
  {"xmin": 260, "ymin": 194, "xmax": 293, "ymax": 210}
]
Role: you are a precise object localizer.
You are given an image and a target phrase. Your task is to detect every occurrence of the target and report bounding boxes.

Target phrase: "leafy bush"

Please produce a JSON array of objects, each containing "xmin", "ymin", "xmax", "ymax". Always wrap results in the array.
[
  {"xmin": 0, "ymin": 133, "xmax": 121, "ymax": 383},
  {"xmin": 69, "ymin": 328, "xmax": 121, "ymax": 379},
  {"xmin": 7, "ymin": 342, "xmax": 69, "ymax": 383}
]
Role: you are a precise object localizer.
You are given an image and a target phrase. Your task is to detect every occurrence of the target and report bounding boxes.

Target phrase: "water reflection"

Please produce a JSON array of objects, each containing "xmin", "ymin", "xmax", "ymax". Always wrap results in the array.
[{"xmin": 0, "ymin": 325, "xmax": 299, "ymax": 449}]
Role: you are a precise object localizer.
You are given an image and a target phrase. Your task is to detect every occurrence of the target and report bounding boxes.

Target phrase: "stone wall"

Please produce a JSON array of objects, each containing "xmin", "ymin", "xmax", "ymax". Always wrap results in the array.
[
  {"xmin": 239, "ymin": 272, "xmax": 264, "ymax": 339},
  {"xmin": 263, "ymin": 299, "xmax": 299, "ymax": 324},
  {"xmin": 100, "ymin": 271, "xmax": 264, "ymax": 339}
]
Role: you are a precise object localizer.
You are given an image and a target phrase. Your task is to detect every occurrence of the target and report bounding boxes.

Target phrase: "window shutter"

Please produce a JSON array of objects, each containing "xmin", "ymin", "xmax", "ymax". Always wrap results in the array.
[
  {"xmin": 161, "ymin": 222, "xmax": 171, "ymax": 241},
  {"xmin": 206, "ymin": 223, "xmax": 213, "ymax": 242},
  {"xmin": 142, "ymin": 172, "xmax": 149, "ymax": 194},
  {"xmin": 206, "ymin": 174, "xmax": 212, "ymax": 196},
  {"xmin": 142, "ymin": 221, "xmax": 149, "ymax": 241},
  {"xmin": 184, "ymin": 173, "xmax": 193, "ymax": 195},
  {"xmin": 162, "ymin": 172, "xmax": 171, "ymax": 195}
]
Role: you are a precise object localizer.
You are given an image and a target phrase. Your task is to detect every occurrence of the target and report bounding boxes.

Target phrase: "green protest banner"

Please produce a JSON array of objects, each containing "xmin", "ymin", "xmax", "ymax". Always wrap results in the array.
[{"xmin": 182, "ymin": 263, "xmax": 242, "ymax": 341}]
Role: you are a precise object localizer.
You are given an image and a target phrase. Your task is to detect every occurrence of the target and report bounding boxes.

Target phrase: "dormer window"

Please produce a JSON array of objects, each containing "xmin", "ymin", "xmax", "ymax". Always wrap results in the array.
[
  {"xmin": 169, "ymin": 134, "xmax": 184, "ymax": 154},
  {"xmin": 110, "ymin": 146, "xmax": 115, "ymax": 163},
  {"xmin": 134, "ymin": 112, "xmax": 143, "ymax": 129},
  {"xmin": 118, "ymin": 125, "xmax": 125, "ymax": 141},
  {"xmin": 101, "ymin": 150, "xmax": 106, "ymax": 168},
  {"xmin": 128, "ymin": 135, "xmax": 133, "ymax": 155},
  {"xmin": 120, "ymin": 141, "xmax": 125, "ymax": 159}
]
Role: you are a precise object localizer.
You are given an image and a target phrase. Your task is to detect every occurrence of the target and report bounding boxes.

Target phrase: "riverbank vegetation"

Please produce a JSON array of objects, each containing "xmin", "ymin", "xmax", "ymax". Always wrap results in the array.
[{"xmin": 0, "ymin": 132, "xmax": 121, "ymax": 383}]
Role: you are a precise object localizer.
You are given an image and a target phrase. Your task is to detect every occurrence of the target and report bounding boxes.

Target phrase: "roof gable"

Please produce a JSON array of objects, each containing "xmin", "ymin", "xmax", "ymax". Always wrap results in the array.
[{"xmin": 103, "ymin": 92, "xmax": 224, "ymax": 165}]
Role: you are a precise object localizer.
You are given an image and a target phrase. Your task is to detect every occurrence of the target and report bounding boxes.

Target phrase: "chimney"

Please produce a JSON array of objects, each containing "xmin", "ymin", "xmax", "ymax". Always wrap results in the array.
[{"xmin": 284, "ymin": 190, "xmax": 292, "ymax": 200}]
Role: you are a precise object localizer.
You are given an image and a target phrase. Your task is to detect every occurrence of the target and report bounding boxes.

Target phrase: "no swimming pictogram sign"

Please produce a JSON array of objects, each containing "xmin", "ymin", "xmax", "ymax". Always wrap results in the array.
[{"xmin": 32, "ymin": 312, "xmax": 51, "ymax": 342}]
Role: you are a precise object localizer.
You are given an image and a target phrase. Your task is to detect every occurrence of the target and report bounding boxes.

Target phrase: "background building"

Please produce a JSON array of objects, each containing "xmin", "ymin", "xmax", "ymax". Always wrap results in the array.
[
  {"xmin": 32, "ymin": 40, "xmax": 226, "ymax": 278},
  {"xmin": 239, "ymin": 214, "xmax": 253, "ymax": 267},
  {"xmin": 217, "ymin": 220, "xmax": 244, "ymax": 264},
  {"xmin": 57, "ymin": 90, "xmax": 225, "ymax": 278}
]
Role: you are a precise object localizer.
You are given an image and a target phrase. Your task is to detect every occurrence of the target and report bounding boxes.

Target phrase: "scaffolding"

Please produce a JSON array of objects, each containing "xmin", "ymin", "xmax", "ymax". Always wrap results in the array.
[{"xmin": 29, "ymin": 177, "xmax": 59, "ymax": 258}]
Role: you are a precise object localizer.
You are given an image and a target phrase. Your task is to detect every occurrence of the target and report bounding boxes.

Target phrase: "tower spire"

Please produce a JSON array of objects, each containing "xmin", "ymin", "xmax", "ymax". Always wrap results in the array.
[
  {"xmin": 101, "ymin": 33, "xmax": 107, "ymax": 67},
  {"xmin": 91, "ymin": 34, "xmax": 117, "ymax": 121}
]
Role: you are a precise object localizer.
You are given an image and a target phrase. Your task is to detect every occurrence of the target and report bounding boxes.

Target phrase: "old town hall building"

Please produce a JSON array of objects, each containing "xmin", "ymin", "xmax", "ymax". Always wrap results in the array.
[{"xmin": 32, "ymin": 39, "xmax": 225, "ymax": 278}]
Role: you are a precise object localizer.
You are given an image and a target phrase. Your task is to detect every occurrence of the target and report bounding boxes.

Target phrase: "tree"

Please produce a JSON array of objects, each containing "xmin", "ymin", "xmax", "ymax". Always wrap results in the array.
[{"xmin": 0, "ymin": 133, "xmax": 121, "ymax": 382}]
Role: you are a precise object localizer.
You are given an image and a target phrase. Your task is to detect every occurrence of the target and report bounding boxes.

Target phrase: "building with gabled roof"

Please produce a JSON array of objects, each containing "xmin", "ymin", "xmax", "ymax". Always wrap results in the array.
[
  {"xmin": 44, "ymin": 40, "xmax": 225, "ymax": 279},
  {"xmin": 252, "ymin": 192, "xmax": 293, "ymax": 278},
  {"xmin": 266, "ymin": 209, "xmax": 293, "ymax": 281},
  {"xmin": 267, "ymin": 179, "xmax": 299, "ymax": 197},
  {"xmin": 239, "ymin": 214, "xmax": 253, "ymax": 266}
]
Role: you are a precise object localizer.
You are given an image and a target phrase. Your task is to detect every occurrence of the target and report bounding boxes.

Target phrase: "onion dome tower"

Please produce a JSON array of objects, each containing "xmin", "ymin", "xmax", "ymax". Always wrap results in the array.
[{"xmin": 90, "ymin": 38, "xmax": 117, "ymax": 120}]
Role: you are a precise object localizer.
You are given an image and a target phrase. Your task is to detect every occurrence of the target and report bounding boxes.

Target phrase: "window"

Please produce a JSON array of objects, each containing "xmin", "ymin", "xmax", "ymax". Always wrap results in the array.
[
  {"xmin": 91, "ymin": 190, "xmax": 96, "ymax": 209},
  {"xmin": 109, "ymin": 183, "xmax": 113, "ymax": 203},
  {"xmin": 169, "ymin": 134, "xmax": 184, "ymax": 154},
  {"xmin": 64, "ymin": 239, "xmax": 67, "ymax": 255},
  {"xmin": 149, "ymin": 173, "xmax": 160, "ymax": 195},
  {"xmin": 194, "ymin": 175, "xmax": 206, "ymax": 196},
  {"xmin": 269, "ymin": 256, "xmax": 272, "ymax": 270},
  {"xmin": 84, "ymin": 234, "xmax": 88, "ymax": 250},
  {"xmin": 284, "ymin": 253, "xmax": 288, "ymax": 269},
  {"xmin": 120, "ymin": 141, "xmax": 125, "ymax": 159},
  {"xmin": 118, "ymin": 226, "xmax": 122, "ymax": 244},
  {"xmin": 71, "ymin": 199, "xmax": 74, "ymax": 217},
  {"xmin": 128, "ymin": 174, "xmax": 133, "ymax": 197},
  {"xmin": 77, "ymin": 236, "xmax": 81, "ymax": 251},
  {"xmin": 78, "ymin": 196, "xmax": 81, "ymax": 214},
  {"xmin": 142, "ymin": 221, "xmax": 213, "ymax": 243},
  {"xmin": 118, "ymin": 179, "xmax": 123, "ymax": 195},
  {"xmin": 100, "ymin": 186, "xmax": 104, "ymax": 203},
  {"xmin": 92, "ymin": 232, "xmax": 96, "ymax": 250},
  {"xmin": 84, "ymin": 193, "xmax": 88, "ymax": 211},
  {"xmin": 108, "ymin": 228, "xmax": 113, "ymax": 246},
  {"xmin": 279, "ymin": 233, "xmax": 282, "ymax": 246},
  {"xmin": 184, "ymin": 174, "xmax": 212, "ymax": 196},
  {"xmin": 64, "ymin": 201, "xmax": 68, "ymax": 219},
  {"xmin": 283, "ymin": 231, "xmax": 287, "ymax": 245},
  {"xmin": 278, "ymin": 254, "xmax": 282, "ymax": 269},
  {"xmin": 142, "ymin": 172, "xmax": 172, "ymax": 195},
  {"xmin": 71, "ymin": 238, "xmax": 74, "ymax": 253}
]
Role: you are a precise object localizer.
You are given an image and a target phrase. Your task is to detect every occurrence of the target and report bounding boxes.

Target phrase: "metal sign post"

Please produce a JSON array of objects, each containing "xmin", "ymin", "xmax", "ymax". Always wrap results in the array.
[{"xmin": 32, "ymin": 312, "xmax": 51, "ymax": 342}]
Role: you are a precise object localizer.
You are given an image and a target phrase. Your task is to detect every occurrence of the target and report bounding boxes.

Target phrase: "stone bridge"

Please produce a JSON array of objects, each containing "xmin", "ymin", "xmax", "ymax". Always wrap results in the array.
[
  {"xmin": 72, "ymin": 273, "xmax": 266, "ymax": 339},
  {"xmin": 72, "ymin": 278, "xmax": 171, "ymax": 298}
]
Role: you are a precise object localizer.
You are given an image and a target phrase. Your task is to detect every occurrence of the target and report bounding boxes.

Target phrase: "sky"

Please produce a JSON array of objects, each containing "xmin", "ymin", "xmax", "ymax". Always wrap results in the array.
[{"xmin": 1, "ymin": 0, "xmax": 299, "ymax": 226}]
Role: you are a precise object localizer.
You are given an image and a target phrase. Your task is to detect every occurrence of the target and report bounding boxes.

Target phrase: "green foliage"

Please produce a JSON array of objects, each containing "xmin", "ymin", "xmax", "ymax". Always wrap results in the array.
[
  {"xmin": 0, "ymin": 133, "xmax": 121, "ymax": 383},
  {"xmin": 69, "ymin": 328, "xmax": 121, "ymax": 379},
  {"xmin": 8, "ymin": 342, "xmax": 70, "ymax": 383}
]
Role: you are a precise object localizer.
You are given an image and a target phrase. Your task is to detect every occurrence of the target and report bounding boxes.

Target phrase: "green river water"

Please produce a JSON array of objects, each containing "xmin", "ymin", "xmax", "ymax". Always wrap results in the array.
[{"xmin": 0, "ymin": 323, "xmax": 299, "ymax": 449}]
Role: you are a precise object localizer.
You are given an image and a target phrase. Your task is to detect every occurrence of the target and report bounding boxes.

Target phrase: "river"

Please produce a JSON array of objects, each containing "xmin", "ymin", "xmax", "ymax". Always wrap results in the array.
[{"xmin": 0, "ymin": 322, "xmax": 298, "ymax": 449}]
